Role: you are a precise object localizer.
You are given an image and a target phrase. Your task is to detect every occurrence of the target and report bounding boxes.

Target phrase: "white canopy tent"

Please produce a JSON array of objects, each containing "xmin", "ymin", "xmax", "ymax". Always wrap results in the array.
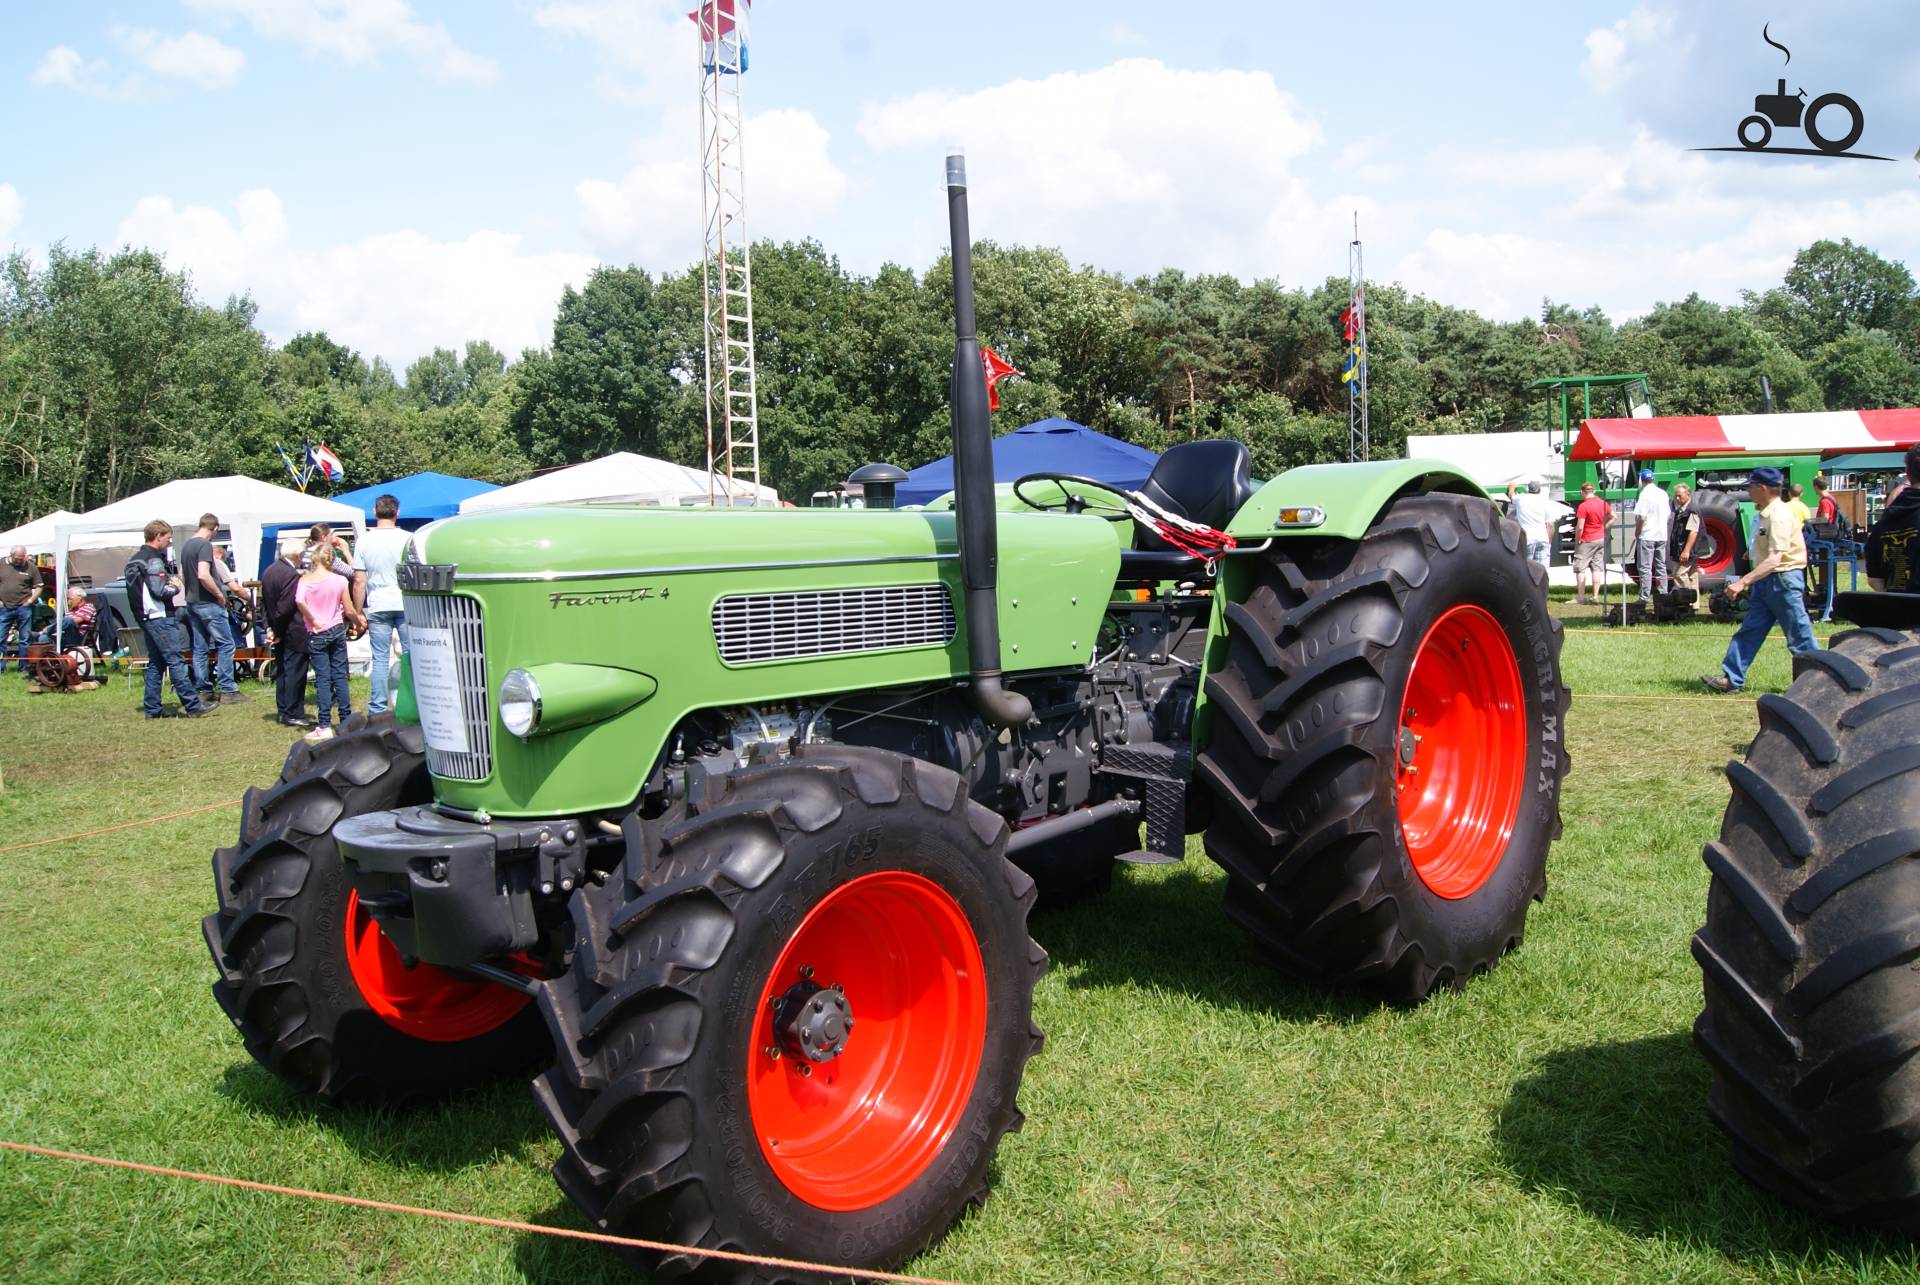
[
  {"xmin": 53, "ymin": 476, "xmax": 365, "ymax": 648},
  {"xmin": 0, "ymin": 509, "xmax": 82, "ymax": 555},
  {"xmin": 458, "ymin": 451, "xmax": 779, "ymax": 514}
]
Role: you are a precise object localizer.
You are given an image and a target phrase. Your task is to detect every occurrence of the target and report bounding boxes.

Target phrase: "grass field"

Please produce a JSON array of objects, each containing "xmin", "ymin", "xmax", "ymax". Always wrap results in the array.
[{"xmin": 2, "ymin": 599, "xmax": 1917, "ymax": 1283}]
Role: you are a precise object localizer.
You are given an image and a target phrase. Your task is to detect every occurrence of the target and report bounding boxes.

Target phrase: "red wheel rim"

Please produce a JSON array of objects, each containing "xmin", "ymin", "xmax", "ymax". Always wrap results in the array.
[
  {"xmin": 747, "ymin": 871, "xmax": 987, "ymax": 1211},
  {"xmin": 341, "ymin": 890, "xmax": 531, "ymax": 1042},
  {"xmin": 1696, "ymin": 516, "xmax": 1738, "ymax": 577},
  {"xmin": 1395, "ymin": 604, "xmax": 1527, "ymax": 900}
]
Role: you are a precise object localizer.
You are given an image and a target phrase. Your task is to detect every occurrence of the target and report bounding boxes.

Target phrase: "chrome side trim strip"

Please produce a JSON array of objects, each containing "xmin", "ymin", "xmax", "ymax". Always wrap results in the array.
[{"xmin": 455, "ymin": 552, "xmax": 960, "ymax": 584}]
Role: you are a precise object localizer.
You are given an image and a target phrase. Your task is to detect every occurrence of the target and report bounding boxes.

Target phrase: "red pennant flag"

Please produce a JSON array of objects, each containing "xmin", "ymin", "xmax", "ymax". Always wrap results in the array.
[
  {"xmin": 1339, "ymin": 305, "xmax": 1357, "ymax": 342},
  {"xmin": 981, "ymin": 344, "xmax": 1020, "ymax": 412}
]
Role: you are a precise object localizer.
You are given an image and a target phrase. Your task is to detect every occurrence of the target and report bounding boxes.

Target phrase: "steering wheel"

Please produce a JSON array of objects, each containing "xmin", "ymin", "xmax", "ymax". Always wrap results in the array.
[{"xmin": 1010, "ymin": 472, "xmax": 1132, "ymax": 522}]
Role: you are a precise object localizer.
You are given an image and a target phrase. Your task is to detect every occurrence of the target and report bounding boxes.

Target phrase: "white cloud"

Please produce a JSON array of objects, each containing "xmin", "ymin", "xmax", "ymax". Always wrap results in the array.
[
  {"xmin": 185, "ymin": 0, "xmax": 496, "ymax": 83},
  {"xmin": 1581, "ymin": 6, "xmax": 1680, "ymax": 95},
  {"xmin": 117, "ymin": 190, "xmax": 595, "ymax": 365},
  {"xmin": 1105, "ymin": 22, "xmax": 1150, "ymax": 48},
  {"xmin": 30, "ymin": 46, "xmax": 140, "ymax": 100},
  {"xmin": 858, "ymin": 59, "xmax": 1327, "ymax": 280},
  {"xmin": 0, "ymin": 185, "xmax": 21, "ymax": 241},
  {"xmin": 113, "ymin": 29, "xmax": 247, "ymax": 89},
  {"xmin": 531, "ymin": 0, "xmax": 687, "ymax": 101},
  {"xmin": 1384, "ymin": 132, "xmax": 1920, "ymax": 322},
  {"xmin": 576, "ymin": 106, "xmax": 848, "ymax": 265}
]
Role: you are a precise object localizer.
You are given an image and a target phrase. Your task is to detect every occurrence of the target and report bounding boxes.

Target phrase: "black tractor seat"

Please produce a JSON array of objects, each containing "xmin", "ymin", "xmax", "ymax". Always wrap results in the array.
[{"xmin": 1118, "ymin": 439, "xmax": 1258, "ymax": 578}]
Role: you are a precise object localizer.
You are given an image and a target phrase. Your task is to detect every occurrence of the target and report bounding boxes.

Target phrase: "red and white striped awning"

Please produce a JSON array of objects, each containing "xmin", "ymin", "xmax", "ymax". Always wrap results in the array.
[{"xmin": 1571, "ymin": 409, "xmax": 1920, "ymax": 461}]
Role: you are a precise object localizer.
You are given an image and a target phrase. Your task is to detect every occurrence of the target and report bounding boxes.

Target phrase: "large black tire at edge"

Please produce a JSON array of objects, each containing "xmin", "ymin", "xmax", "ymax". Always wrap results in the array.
[
  {"xmin": 1196, "ymin": 491, "xmax": 1570, "ymax": 1003},
  {"xmin": 1693, "ymin": 626, "xmax": 1920, "ymax": 1228},
  {"xmin": 532, "ymin": 743, "xmax": 1046, "ymax": 1281},
  {"xmin": 203, "ymin": 713, "xmax": 549, "ymax": 1103}
]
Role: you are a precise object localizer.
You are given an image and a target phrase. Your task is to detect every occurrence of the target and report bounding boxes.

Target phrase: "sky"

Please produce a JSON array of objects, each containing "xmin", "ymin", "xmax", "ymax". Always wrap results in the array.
[{"xmin": 4, "ymin": 1, "xmax": 1918, "ymax": 372}]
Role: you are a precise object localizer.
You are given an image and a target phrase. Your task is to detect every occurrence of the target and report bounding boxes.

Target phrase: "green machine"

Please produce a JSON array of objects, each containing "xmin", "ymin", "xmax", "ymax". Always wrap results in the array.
[
  {"xmin": 205, "ymin": 154, "xmax": 1569, "ymax": 1280},
  {"xmin": 1536, "ymin": 373, "xmax": 1820, "ymax": 587}
]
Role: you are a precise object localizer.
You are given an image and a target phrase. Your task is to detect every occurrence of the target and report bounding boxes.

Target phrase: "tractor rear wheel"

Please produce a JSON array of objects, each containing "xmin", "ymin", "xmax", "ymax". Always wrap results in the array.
[
  {"xmin": 532, "ymin": 744, "xmax": 1045, "ymax": 1280},
  {"xmin": 1691, "ymin": 489, "xmax": 1746, "ymax": 591},
  {"xmin": 1694, "ymin": 627, "xmax": 1920, "ymax": 1228},
  {"xmin": 1197, "ymin": 491, "xmax": 1569, "ymax": 1002},
  {"xmin": 203, "ymin": 713, "xmax": 547, "ymax": 1103}
]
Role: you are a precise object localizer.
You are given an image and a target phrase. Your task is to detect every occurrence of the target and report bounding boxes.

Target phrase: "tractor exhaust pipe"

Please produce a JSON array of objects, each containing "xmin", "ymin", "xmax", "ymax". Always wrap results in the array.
[{"xmin": 945, "ymin": 150, "xmax": 1032, "ymax": 730}]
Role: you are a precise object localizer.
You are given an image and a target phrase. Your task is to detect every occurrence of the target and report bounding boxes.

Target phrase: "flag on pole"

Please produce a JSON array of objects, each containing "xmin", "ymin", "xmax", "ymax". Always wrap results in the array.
[
  {"xmin": 307, "ymin": 442, "xmax": 345, "ymax": 483},
  {"xmin": 1337, "ymin": 287, "xmax": 1365, "ymax": 385},
  {"xmin": 689, "ymin": 0, "xmax": 749, "ymax": 72},
  {"xmin": 981, "ymin": 344, "xmax": 1021, "ymax": 412}
]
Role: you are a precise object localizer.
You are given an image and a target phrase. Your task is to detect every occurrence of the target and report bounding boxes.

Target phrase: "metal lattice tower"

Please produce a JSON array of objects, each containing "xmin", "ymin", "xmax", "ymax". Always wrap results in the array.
[
  {"xmin": 1347, "ymin": 213, "xmax": 1370, "ymax": 463},
  {"xmin": 697, "ymin": 0, "xmax": 759, "ymax": 505}
]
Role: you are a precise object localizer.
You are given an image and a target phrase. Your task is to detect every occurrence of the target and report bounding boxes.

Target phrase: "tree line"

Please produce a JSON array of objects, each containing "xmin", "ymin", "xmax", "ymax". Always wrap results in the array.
[{"xmin": 3, "ymin": 234, "xmax": 1916, "ymax": 529}]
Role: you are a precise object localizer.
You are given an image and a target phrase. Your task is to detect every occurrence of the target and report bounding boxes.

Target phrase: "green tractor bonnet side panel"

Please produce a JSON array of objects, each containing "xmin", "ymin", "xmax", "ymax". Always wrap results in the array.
[
  {"xmin": 412, "ymin": 506, "xmax": 1117, "ymax": 816},
  {"xmin": 1227, "ymin": 458, "xmax": 1481, "ymax": 540}
]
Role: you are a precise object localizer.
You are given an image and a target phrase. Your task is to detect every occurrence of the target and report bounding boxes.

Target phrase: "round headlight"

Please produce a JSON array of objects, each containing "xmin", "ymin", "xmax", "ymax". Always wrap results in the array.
[{"xmin": 499, "ymin": 668, "xmax": 542, "ymax": 738}]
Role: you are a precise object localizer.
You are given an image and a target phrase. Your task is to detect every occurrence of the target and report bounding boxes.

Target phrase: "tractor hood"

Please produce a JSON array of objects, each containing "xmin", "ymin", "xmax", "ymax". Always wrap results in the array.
[
  {"xmin": 399, "ymin": 503, "xmax": 1118, "ymax": 816},
  {"xmin": 414, "ymin": 503, "xmax": 961, "ymax": 581}
]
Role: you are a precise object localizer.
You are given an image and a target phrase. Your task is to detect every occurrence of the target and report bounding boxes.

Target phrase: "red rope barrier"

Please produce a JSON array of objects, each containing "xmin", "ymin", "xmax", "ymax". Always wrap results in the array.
[{"xmin": 0, "ymin": 1139, "xmax": 973, "ymax": 1284}]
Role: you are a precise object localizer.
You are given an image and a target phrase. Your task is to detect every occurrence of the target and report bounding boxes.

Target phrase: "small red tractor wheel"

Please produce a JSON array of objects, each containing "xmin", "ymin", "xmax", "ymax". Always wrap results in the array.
[
  {"xmin": 1690, "ymin": 489, "xmax": 1746, "ymax": 588},
  {"xmin": 203, "ymin": 714, "xmax": 546, "ymax": 1103},
  {"xmin": 533, "ymin": 745, "xmax": 1045, "ymax": 1278}
]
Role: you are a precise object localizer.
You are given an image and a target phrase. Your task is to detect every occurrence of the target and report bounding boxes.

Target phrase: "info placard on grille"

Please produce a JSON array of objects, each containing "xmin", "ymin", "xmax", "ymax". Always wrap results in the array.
[{"xmin": 407, "ymin": 626, "xmax": 470, "ymax": 755}]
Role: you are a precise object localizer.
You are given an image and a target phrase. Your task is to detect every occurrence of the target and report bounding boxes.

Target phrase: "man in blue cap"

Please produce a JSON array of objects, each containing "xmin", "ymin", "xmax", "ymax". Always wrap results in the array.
[
  {"xmin": 1702, "ymin": 465, "xmax": 1819, "ymax": 692},
  {"xmin": 1631, "ymin": 467, "xmax": 1670, "ymax": 602}
]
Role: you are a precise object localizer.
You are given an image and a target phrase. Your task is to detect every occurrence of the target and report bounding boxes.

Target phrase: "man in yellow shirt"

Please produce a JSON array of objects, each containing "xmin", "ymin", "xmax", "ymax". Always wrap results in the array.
[
  {"xmin": 1785, "ymin": 482, "xmax": 1813, "ymax": 526},
  {"xmin": 1703, "ymin": 467, "xmax": 1820, "ymax": 692}
]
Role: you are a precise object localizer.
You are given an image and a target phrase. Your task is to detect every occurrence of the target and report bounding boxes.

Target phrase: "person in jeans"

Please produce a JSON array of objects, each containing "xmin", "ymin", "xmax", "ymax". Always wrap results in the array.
[
  {"xmin": 0, "ymin": 544, "xmax": 35, "ymax": 674},
  {"xmin": 1703, "ymin": 467, "xmax": 1820, "ymax": 693},
  {"xmin": 126, "ymin": 520, "xmax": 212, "ymax": 718},
  {"xmin": 1631, "ymin": 468, "xmax": 1670, "ymax": 603},
  {"xmin": 296, "ymin": 542, "xmax": 351, "ymax": 741},
  {"xmin": 358, "ymin": 494, "xmax": 412, "ymax": 715},
  {"xmin": 1505, "ymin": 480, "xmax": 1567, "ymax": 569},
  {"xmin": 180, "ymin": 512, "xmax": 248, "ymax": 705},
  {"xmin": 260, "ymin": 543, "xmax": 311, "ymax": 728}
]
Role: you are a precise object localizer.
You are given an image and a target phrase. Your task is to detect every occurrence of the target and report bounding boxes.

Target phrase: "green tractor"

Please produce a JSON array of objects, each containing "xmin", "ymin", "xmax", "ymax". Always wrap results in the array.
[
  {"xmin": 1535, "ymin": 372, "xmax": 1822, "ymax": 593},
  {"xmin": 203, "ymin": 154, "xmax": 1569, "ymax": 1279}
]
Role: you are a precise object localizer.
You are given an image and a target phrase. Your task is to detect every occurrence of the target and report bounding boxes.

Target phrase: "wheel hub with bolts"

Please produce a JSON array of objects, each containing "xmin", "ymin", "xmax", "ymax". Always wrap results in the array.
[{"xmin": 772, "ymin": 974, "xmax": 854, "ymax": 1065}]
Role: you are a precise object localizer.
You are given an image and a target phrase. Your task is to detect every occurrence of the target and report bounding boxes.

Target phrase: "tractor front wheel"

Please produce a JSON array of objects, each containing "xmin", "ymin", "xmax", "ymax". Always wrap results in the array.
[
  {"xmin": 1694, "ymin": 627, "xmax": 1920, "ymax": 1228},
  {"xmin": 203, "ymin": 714, "xmax": 547, "ymax": 1103},
  {"xmin": 532, "ymin": 744, "xmax": 1045, "ymax": 1280},
  {"xmin": 1197, "ymin": 491, "xmax": 1570, "ymax": 1002}
]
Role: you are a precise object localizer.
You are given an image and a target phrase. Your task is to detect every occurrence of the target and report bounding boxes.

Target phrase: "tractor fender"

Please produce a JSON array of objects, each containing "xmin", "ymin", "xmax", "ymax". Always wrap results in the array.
[{"xmin": 1226, "ymin": 458, "xmax": 1482, "ymax": 540}]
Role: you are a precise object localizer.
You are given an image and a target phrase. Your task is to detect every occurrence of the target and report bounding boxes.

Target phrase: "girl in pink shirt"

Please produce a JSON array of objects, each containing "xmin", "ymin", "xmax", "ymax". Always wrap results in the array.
[{"xmin": 296, "ymin": 545, "xmax": 352, "ymax": 738}]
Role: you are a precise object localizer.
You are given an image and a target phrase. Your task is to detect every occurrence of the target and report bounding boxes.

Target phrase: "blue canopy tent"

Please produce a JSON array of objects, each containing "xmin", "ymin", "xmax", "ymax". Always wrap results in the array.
[
  {"xmin": 894, "ymin": 418, "xmax": 1159, "ymax": 508},
  {"xmin": 332, "ymin": 471, "xmax": 499, "ymax": 526}
]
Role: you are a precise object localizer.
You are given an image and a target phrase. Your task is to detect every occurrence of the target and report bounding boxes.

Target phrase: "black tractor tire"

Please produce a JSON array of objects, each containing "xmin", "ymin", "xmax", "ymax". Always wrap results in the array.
[
  {"xmin": 1804, "ymin": 93, "xmax": 1865, "ymax": 155},
  {"xmin": 203, "ymin": 712, "xmax": 548, "ymax": 1104},
  {"xmin": 1196, "ymin": 491, "xmax": 1570, "ymax": 1003},
  {"xmin": 1009, "ymin": 809, "xmax": 1140, "ymax": 907},
  {"xmin": 532, "ymin": 744, "xmax": 1045, "ymax": 1281},
  {"xmin": 1691, "ymin": 489, "xmax": 1747, "ymax": 593},
  {"xmin": 1693, "ymin": 626, "xmax": 1920, "ymax": 1228}
]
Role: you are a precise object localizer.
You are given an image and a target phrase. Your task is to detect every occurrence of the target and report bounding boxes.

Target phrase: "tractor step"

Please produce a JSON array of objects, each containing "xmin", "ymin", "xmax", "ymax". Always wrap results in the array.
[
  {"xmin": 1115, "ymin": 849, "xmax": 1181, "ymax": 866},
  {"xmin": 1099, "ymin": 741, "xmax": 1190, "ymax": 860}
]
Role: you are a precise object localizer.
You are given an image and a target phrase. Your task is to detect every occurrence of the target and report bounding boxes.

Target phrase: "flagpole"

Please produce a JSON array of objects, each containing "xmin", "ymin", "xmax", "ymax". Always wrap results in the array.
[{"xmin": 1348, "ymin": 212, "xmax": 1369, "ymax": 463}]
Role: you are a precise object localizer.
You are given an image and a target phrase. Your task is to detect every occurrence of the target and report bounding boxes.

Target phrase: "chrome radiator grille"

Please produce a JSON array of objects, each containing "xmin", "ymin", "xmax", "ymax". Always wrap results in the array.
[
  {"xmin": 713, "ymin": 584, "xmax": 955, "ymax": 665},
  {"xmin": 401, "ymin": 592, "xmax": 493, "ymax": 780}
]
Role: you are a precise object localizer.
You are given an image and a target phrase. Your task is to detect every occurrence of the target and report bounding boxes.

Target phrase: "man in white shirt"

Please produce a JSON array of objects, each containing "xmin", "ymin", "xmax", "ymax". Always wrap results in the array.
[
  {"xmin": 358, "ymin": 494, "xmax": 414, "ymax": 715},
  {"xmin": 1631, "ymin": 468, "xmax": 1671, "ymax": 602},
  {"xmin": 1507, "ymin": 480, "xmax": 1571, "ymax": 568}
]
